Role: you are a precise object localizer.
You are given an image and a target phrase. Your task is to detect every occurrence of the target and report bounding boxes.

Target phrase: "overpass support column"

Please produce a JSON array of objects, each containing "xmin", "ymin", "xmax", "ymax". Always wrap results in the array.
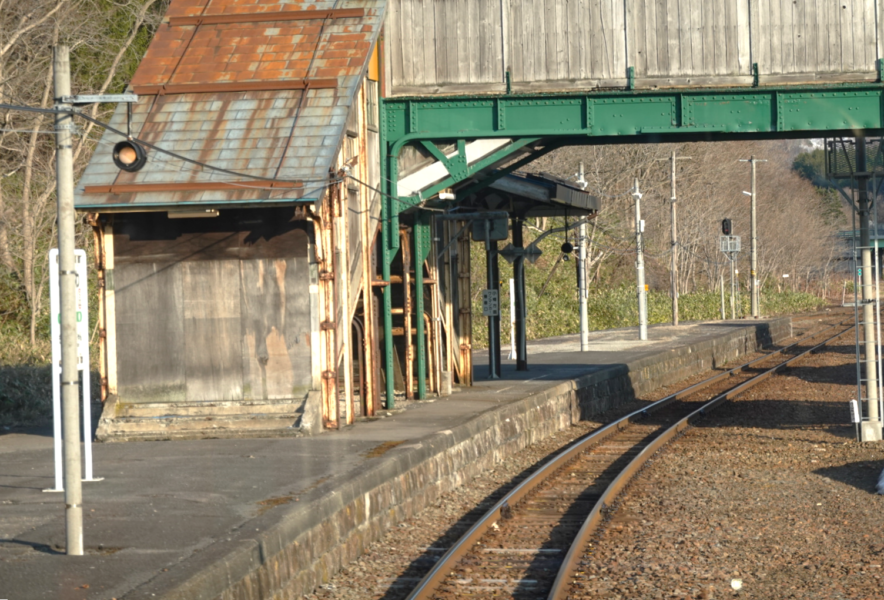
[
  {"xmin": 414, "ymin": 211, "xmax": 430, "ymax": 399},
  {"xmin": 512, "ymin": 217, "xmax": 528, "ymax": 371},
  {"xmin": 858, "ymin": 137, "xmax": 882, "ymax": 442},
  {"xmin": 485, "ymin": 220, "xmax": 501, "ymax": 379}
]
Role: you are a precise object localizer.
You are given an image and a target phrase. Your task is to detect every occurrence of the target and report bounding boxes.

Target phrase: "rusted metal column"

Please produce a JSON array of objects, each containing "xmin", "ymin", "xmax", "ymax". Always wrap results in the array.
[{"xmin": 314, "ymin": 189, "xmax": 338, "ymax": 429}]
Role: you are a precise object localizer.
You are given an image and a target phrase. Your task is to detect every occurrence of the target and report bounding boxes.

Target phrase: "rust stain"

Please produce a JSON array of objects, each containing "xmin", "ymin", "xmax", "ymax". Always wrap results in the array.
[
  {"xmin": 256, "ymin": 494, "xmax": 299, "ymax": 515},
  {"xmin": 363, "ymin": 440, "xmax": 407, "ymax": 459}
]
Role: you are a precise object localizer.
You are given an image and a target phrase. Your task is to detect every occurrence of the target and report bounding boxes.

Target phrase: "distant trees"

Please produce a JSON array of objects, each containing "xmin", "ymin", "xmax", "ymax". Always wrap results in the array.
[
  {"xmin": 0, "ymin": 0, "xmax": 167, "ymax": 355},
  {"xmin": 530, "ymin": 139, "xmax": 846, "ymax": 299}
]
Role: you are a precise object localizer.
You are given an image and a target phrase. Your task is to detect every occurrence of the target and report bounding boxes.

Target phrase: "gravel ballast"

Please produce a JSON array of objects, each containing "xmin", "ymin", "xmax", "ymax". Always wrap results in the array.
[{"xmin": 306, "ymin": 320, "xmax": 884, "ymax": 600}]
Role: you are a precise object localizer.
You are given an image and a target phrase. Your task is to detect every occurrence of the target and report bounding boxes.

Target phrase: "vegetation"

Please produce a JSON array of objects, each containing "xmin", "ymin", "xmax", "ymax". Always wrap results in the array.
[
  {"xmin": 1, "ymin": 0, "xmax": 169, "ymax": 426},
  {"xmin": 470, "ymin": 140, "xmax": 844, "ymax": 348}
]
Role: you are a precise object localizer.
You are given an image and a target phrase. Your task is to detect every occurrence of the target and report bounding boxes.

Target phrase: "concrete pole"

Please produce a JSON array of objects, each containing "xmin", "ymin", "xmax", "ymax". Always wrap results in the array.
[
  {"xmin": 750, "ymin": 157, "xmax": 759, "ymax": 318},
  {"xmin": 578, "ymin": 162, "xmax": 589, "ymax": 350},
  {"xmin": 54, "ymin": 45, "xmax": 84, "ymax": 555},
  {"xmin": 634, "ymin": 178, "xmax": 648, "ymax": 340},
  {"xmin": 669, "ymin": 151, "xmax": 679, "ymax": 326},
  {"xmin": 720, "ymin": 274, "xmax": 725, "ymax": 320},
  {"xmin": 857, "ymin": 137, "xmax": 882, "ymax": 441},
  {"xmin": 730, "ymin": 255, "xmax": 736, "ymax": 320}
]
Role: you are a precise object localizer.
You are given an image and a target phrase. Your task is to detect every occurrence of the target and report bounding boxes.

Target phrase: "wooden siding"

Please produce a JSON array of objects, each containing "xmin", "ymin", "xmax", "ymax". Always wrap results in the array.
[
  {"xmin": 387, "ymin": 0, "xmax": 881, "ymax": 95},
  {"xmin": 113, "ymin": 210, "xmax": 313, "ymax": 403}
]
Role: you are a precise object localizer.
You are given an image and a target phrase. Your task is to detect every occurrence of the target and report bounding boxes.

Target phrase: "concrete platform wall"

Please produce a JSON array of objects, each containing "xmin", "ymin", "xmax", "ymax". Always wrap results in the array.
[{"xmin": 142, "ymin": 319, "xmax": 790, "ymax": 600}]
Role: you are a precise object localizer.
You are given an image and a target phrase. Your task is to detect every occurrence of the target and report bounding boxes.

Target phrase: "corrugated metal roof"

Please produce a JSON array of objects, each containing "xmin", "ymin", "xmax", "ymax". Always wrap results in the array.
[{"xmin": 76, "ymin": 0, "xmax": 384, "ymax": 210}]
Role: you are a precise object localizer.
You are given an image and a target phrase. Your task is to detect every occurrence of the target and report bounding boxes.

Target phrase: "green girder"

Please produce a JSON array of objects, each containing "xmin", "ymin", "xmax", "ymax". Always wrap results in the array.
[{"xmin": 379, "ymin": 82, "xmax": 884, "ymax": 400}]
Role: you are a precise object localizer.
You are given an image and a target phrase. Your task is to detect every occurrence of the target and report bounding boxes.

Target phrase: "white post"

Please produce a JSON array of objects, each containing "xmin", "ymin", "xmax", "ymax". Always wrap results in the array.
[
  {"xmin": 508, "ymin": 277, "xmax": 516, "ymax": 360},
  {"xmin": 54, "ymin": 45, "xmax": 83, "ymax": 555},
  {"xmin": 578, "ymin": 162, "xmax": 589, "ymax": 350},
  {"xmin": 634, "ymin": 178, "xmax": 648, "ymax": 340}
]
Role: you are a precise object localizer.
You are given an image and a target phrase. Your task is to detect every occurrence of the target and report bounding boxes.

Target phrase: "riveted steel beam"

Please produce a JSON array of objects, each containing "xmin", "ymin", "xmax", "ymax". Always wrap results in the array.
[{"xmin": 384, "ymin": 85, "xmax": 884, "ymax": 145}]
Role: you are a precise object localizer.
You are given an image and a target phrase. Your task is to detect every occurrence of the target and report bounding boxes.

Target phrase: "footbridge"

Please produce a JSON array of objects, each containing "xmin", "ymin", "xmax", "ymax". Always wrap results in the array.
[
  {"xmin": 78, "ymin": 0, "xmax": 884, "ymax": 435},
  {"xmin": 379, "ymin": 0, "xmax": 884, "ymax": 405}
]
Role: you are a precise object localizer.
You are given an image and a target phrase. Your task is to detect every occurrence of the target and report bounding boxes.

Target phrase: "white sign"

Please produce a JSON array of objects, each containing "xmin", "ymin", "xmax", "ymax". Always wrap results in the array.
[
  {"xmin": 46, "ymin": 249, "xmax": 100, "ymax": 491},
  {"xmin": 850, "ymin": 399, "xmax": 861, "ymax": 424}
]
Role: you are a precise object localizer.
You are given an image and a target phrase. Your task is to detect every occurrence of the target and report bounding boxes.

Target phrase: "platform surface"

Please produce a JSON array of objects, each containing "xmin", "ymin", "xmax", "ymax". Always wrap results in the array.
[{"xmin": 0, "ymin": 319, "xmax": 779, "ymax": 600}]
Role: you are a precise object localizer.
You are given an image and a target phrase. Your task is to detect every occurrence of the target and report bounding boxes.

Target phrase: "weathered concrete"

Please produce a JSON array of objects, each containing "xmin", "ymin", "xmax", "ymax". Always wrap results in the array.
[{"xmin": 0, "ymin": 319, "xmax": 790, "ymax": 600}]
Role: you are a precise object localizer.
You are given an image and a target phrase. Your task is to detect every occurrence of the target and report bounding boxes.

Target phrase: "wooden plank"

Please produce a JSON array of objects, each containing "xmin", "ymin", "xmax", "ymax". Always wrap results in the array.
[
  {"xmin": 183, "ymin": 260, "xmax": 243, "ymax": 402},
  {"xmin": 797, "ymin": 0, "xmax": 809, "ymax": 72},
  {"xmin": 666, "ymin": 0, "xmax": 681, "ymax": 74},
  {"xmin": 388, "ymin": 0, "xmax": 404, "ymax": 88},
  {"xmin": 500, "ymin": 0, "xmax": 510, "ymax": 80},
  {"xmin": 542, "ymin": 0, "xmax": 554, "ymax": 80},
  {"xmin": 844, "ymin": 0, "xmax": 857, "ymax": 72},
  {"xmin": 114, "ymin": 261, "xmax": 186, "ymax": 403},
  {"xmin": 566, "ymin": 0, "xmax": 580, "ymax": 77},
  {"xmin": 833, "ymin": 0, "xmax": 844, "ymax": 72},
  {"xmin": 612, "ymin": 0, "xmax": 627, "ymax": 79},
  {"xmin": 689, "ymin": 0, "xmax": 704, "ymax": 74},
  {"xmin": 241, "ymin": 259, "xmax": 293, "ymax": 400},
  {"xmin": 104, "ymin": 223, "xmax": 118, "ymax": 396},
  {"xmin": 578, "ymin": 0, "xmax": 590, "ymax": 78},
  {"xmin": 555, "ymin": 0, "xmax": 566, "ymax": 80},
  {"xmin": 434, "ymin": 0, "xmax": 449, "ymax": 83},
  {"xmin": 591, "ymin": 0, "xmax": 604, "ymax": 76},
  {"xmin": 509, "ymin": 0, "xmax": 523, "ymax": 79},
  {"xmin": 446, "ymin": 0, "xmax": 460, "ymax": 83},
  {"xmin": 656, "ymin": 0, "xmax": 669, "ymax": 74},
  {"xmin": 713, "ymin": 0, "xmax": 727, "ymax": 74},
  {"xmin": 781, "ymin": 0, "xmax": 794, "ymax": 73},
  {"xmin": 400, "ymin": 0, "xmax": 415, "ymax": 85},
  {"xmin": 628, "ymin": 0, "xmax": 643, "ymax": 74},
  {"xmin": 736, "ymin": 0, "xmax": 750, "ymax": 74},
  {"xmin": 523, "ymin": 0, "xmax": 536, "ymax": 81},
  {"xmin": 862, "ymin": 0, "xmax": 875, "ymax": 69},
  {"xmin": 417, "ymin": 0, "xmax": 433, "ymax": 86},
  {"xmin": 455, "ymin": 0, "xmax": 470, "ymax": 83}
]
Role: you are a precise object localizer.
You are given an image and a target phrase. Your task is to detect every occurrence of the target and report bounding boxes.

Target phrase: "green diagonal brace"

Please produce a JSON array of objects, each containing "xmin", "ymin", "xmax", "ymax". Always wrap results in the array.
[{"xmin": 419, "ymin": 137, "xmax": 542, "ymax": 201}]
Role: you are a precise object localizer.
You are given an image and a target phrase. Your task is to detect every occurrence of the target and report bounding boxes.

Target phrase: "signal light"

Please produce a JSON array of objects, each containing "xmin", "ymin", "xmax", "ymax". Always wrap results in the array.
[
  {"xmin": 113, "ymin": 140, "xmax": 147, "ymax": 172},
  {"xmin": 721, "ymin": 218, "xmax": 733, "ymax": 235}
]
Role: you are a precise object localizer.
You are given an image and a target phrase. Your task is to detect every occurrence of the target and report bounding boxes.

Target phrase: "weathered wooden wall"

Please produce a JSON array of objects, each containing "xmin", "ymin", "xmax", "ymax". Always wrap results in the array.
[
  {"xmin": 112, "ymin": 209, "xmax": 314, "ymax": 404},
  {"xmin": 387, "ymin": 0, "xmax": 883, "ymax": 95}
]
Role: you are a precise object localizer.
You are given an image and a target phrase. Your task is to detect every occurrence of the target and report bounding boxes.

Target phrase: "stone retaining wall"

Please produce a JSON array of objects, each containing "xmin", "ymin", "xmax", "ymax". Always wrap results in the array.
[{"xmin": 143, "ymin": 319, "xmax": 790, "ymax": 600}]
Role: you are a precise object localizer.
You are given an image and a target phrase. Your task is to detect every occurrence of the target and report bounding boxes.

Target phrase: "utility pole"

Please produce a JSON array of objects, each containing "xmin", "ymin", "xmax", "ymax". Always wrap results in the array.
[
  {"xmin": 656, "ymin": 151, "xmax": 691, "ymax": 326},
  {"xmin": 54, "ymin": 45, "xmax": 83, "ymax": 555},
  {"xmin": 577, "ymin": 162, "xmax": 589, "ymax": 350},
  {"xmin": 856, "ymin": 137, "xmax": 881, "ymax": 441},
  {"xmin": 633, "ymin": 178, "xmax": 648, "ymax": 341},
  {"xmin": 730, "ymin": 255, "xmax": 736, "ymax": 319},
  {"xmin": 740, "ymin": 156, "xmax": 766, "ymax": 318}
]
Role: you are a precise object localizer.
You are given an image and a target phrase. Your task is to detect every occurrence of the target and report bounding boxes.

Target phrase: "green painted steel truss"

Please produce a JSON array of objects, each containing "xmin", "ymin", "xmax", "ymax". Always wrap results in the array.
[{"xmin": 378, "ymin": 83, "xmax": 884, "ymax": 405}]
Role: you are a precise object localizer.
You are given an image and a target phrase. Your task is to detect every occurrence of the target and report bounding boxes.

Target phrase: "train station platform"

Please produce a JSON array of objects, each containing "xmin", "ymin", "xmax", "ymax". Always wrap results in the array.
[{"xmin": 0, "ymin": 318, "xmax": 791, "ymax": 600}]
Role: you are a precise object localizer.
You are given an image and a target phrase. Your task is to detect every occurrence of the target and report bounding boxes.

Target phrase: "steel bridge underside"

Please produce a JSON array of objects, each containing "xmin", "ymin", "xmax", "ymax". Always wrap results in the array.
[{"xmin": 379, "ymin": 82, "xmax": 884, "ymax": 404}]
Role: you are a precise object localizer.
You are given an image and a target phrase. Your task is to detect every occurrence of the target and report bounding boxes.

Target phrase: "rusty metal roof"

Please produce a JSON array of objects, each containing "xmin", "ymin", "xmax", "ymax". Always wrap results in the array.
[{"xmin": 76, "ymin": 0, "xmax": 385, "ymax": 210}]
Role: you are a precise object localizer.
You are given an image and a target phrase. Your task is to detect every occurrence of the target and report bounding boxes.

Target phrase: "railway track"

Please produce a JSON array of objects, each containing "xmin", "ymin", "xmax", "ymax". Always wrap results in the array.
[{"xmin": 405, "ymin": 319, "xmax": 853, "ymax": 600}]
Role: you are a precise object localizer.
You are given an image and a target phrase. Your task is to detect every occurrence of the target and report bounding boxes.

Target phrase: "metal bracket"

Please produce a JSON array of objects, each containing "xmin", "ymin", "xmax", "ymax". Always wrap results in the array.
[
  {"xmin": 420, "ymin": 139, "xmax": 468, "ymax": 181},
  {"xmin": 752, "ymin": 63, "xmax": 760, "ymax": 87},
  {"xmin": 878, "ymin": 59, "xmax": 884, "ymax": 83},
  {"xmin": 627, "ymin": 66, "xmax": 635, "ymax": 91}
]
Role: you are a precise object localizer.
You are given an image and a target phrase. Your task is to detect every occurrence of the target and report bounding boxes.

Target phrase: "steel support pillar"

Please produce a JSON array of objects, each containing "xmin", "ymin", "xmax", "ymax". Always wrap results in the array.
[
  {"xmin": 382, "ymin": 149, "xmax": 400, "ymax": 408},
  {"xmin": 414, "ymin": 211, "xmax": 431, "ymax": 399},
  {"xmin": 512, "ymin": 217, "xmax": 528, "ymax": 370},
  {"xmin": 485, "ymin": 222, "xmax": 501, "ymax": 379}
]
